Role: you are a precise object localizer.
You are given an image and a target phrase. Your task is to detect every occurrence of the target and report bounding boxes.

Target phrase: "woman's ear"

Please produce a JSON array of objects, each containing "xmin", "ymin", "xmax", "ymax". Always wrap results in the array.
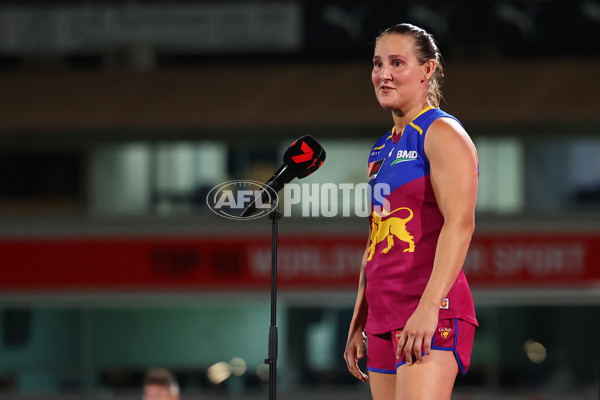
[{"xmin": 422, "ymin": 59, "xmax": 436, "ymax": 82}]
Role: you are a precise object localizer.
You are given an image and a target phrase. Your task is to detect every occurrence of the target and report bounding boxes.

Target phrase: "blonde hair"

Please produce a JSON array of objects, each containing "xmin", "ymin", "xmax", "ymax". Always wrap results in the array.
[{"xmin": 376, "ymin": 23, "xmax": 444, "ymax": 108}]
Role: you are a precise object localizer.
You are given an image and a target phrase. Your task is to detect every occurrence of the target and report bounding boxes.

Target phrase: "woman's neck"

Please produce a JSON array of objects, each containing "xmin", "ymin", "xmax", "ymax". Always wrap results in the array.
[{"xmin": 391, "ymin": 101, "xmax": 433, "ymax": 137}]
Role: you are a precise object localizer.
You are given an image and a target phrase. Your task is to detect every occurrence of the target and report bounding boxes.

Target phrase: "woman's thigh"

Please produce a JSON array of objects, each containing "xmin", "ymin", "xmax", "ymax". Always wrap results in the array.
[
  {"xmin": 369, "ymin": 371, "xmax": 396, "ymax": 400},
  {"xmin": 395, "ymin": 350, "xmax": 458, "ymax": 400}
]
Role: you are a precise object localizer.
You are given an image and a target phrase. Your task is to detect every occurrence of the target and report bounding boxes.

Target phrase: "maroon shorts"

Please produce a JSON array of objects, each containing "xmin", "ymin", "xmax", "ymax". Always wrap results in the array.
[{"xmin": 366, "ymin": 318, "xmax": 476, "ymax": 375}]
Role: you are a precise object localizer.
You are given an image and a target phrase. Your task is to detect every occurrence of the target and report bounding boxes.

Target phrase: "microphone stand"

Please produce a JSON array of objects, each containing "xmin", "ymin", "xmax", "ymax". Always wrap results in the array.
[{"xmin": 265, "ymin": 204, "xmax": 281, "ymax": 400}]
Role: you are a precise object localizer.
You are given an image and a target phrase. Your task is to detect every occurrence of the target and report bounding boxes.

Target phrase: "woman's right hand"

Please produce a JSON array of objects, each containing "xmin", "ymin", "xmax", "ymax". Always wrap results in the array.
[{"xmin": 344, "ymin": 330, "xmax": 369, "ymax": 382}]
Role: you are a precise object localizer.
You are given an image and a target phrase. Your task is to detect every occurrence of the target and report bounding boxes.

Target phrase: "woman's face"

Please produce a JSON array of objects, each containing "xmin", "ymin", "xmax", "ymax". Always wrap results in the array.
[{"xmin": 371, "ymin": 34, "xmax": 428, "ymax": 111}]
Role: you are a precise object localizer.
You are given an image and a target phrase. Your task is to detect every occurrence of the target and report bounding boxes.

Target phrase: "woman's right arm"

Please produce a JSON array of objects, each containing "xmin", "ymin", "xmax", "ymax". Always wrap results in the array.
[{"xmin": 344, "ymin": 240, "xmax": 370, "ymax": 382}]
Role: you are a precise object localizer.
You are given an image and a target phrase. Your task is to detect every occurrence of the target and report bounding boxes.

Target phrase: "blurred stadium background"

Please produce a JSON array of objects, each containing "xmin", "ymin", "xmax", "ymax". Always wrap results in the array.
[{"xmin": 0, "ymin": 0, "xmax": 599, "ymax": 399}]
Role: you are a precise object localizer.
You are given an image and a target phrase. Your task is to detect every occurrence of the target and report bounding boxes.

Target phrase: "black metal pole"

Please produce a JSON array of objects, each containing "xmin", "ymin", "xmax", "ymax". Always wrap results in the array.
[{"xmin": 266, "ymin": 205, "xmax": 281, "ymax": 400}]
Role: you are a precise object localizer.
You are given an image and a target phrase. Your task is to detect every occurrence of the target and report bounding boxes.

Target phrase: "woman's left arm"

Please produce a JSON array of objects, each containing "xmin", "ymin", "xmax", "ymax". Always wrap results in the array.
[{"xmin": 396, "ymin": 117, "xmax": 478, "ymax": 365}]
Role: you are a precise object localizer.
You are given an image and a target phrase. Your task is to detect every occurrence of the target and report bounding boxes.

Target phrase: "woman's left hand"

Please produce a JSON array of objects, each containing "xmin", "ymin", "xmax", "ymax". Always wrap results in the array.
[{"xmin": 395, "ymin": 304, "xmax": 439, "ymax": 365}]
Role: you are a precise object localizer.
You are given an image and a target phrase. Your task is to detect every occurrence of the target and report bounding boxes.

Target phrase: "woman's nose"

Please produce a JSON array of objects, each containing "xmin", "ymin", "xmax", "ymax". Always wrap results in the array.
[{"xmin": 379, "ymin": 67, "xmax": 391, "ymax": 80}]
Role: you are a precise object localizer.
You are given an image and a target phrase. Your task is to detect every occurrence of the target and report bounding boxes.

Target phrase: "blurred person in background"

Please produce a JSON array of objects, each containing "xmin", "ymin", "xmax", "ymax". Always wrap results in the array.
[
  {"xmin": 142, "ymin": 368, "xmax": 180, "ymax": 400},
  {"xmin": 344, "ymin": 23, "xmax": 479, "ymax": 400}
]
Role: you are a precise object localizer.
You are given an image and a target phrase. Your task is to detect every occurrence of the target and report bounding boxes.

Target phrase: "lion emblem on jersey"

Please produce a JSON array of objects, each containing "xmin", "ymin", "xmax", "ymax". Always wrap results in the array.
[{"xmin": 367, "ymin": 207, "xmax": 415, "ymax": 261}]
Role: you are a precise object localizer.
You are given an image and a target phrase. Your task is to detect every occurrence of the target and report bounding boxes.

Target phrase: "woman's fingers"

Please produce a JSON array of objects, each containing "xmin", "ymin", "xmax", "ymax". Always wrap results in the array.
[
  {"xmin": 396, "ymin": 330, "xmax": 406, "ymax": 360},
  {"xmin": 404, "ymin": 336, "xmax": 415, "ymax": 365},
  {"xmin": 423, "ymin": 331, "xmax": 433, "ymax": 359},
  {"xmin": 344, "ymin": 343, "xmax": 368, "ymax": 382},
  {"xmin": 397, "ymin": 329, "xmax": 432, "ymax": 365}
]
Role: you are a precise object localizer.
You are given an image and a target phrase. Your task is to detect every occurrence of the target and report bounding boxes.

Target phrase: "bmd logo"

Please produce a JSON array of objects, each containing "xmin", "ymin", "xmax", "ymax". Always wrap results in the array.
[{"xmin": 206, "ymin": 180, "xmax": 278, "ymax": 220}]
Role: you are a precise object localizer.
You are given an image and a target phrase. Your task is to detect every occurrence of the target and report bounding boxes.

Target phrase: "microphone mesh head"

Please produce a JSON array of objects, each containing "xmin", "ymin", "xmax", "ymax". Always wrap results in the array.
[
  {"xmin": 296, "ymin": 146, "xmax": 326, "ymax": 178},
  {"xmin": 283, "ymin": 135, "xmax": 325, "ymax": 178}
]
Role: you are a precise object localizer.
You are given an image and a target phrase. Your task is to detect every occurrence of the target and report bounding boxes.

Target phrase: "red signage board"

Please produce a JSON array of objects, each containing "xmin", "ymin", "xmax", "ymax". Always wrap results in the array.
[
  {"xmin": 0, "ymin": 232, "xmax": 598, "ymax": 292},
  {"xmin": 464, "ymin": 232, "xmax": 598, "ymax": 288}
]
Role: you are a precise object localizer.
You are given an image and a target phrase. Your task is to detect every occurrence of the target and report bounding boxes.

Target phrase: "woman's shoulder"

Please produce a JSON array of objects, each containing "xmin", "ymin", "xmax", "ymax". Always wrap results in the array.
[
  {"xmin": 428, "ymin": 114, "xmax": 469, "ymax": 140},
  {"xmin": 426, "ymin": 113, "xmax": 476, "ymax": 159},
  {"xmin": 420, "ymin": 108, "xmax": 462, "ymax": 128}
]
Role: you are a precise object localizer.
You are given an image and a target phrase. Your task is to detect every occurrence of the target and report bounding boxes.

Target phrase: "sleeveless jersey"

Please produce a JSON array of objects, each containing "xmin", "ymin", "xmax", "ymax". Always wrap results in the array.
[{"xmin": 365, "ymin": 107, "xmax": 478, "ymax": 334}]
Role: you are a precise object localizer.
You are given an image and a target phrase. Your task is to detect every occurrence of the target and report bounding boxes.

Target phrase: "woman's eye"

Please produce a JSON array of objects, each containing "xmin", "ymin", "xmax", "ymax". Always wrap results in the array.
[{"xmin": 394, "ymin": 61, "xmax": 402, "ymax": 67}]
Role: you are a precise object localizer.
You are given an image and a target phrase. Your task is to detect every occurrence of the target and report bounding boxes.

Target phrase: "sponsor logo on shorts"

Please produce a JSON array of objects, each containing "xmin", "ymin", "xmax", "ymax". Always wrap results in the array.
[{"xmin": 439, "ymin": 327, "xmax": 452, "ymax": 340}]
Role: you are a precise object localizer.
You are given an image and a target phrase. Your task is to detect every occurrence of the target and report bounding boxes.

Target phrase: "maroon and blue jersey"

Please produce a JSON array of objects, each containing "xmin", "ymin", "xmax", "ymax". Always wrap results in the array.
[{"xmin": 365, "ymin": 107, "xmax": 478, "ymax": 334}]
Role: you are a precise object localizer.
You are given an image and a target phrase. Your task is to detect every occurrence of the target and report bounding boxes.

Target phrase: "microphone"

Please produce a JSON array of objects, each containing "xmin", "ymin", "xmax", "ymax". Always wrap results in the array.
[{"xmin": 240, "ymin": 135, "xmax": 326, "ymax": 217}]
